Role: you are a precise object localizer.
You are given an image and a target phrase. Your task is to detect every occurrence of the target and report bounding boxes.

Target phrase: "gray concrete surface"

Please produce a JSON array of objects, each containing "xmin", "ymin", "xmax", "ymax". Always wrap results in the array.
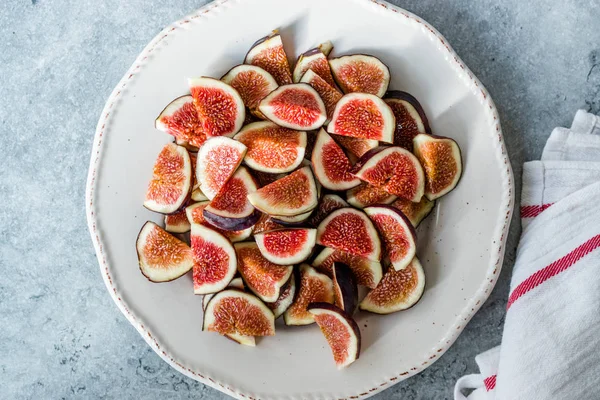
[{"xmin": 1, "ymin": 0, "xmax": 599, "ymax": 399}]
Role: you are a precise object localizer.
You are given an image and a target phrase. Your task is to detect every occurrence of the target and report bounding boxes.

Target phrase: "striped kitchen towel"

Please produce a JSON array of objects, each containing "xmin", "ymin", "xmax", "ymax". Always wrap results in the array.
[{"xmin": 454, "ymin": 110, "xmax": 600, "ymax": 400}]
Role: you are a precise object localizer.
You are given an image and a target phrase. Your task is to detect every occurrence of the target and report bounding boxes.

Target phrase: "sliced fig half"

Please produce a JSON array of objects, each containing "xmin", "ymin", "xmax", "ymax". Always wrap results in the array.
[
  {"xmin": 245, "ymin": 30, "xmax": 293, "ymax": 86},
  {"xmin": 188, "ymin": 77, "xmax": 245, "ymax": 137},
  {"xmin": 267, "ymin": 273, "xmax": 296, "ymax": 319},
  {"xmin": 155, "ymin": 95, "xmax": 206, "ymax": 148},
  {"xmin": 352, "ymin": 146, "xmax": 425, "ymax": 202},
  {"xmin": 316, "ymin": 208, "xmax": 381, "ymax": 261},
  {"xmin": 234, "ymin": 122, "xmax": 306, "ymax": 173},
  {"xmin": 293, "ymin": 46, "xmax": 336, "ymax": 86},
  {"xmin": 331, "ymin": 135, "xmax": 378, "ymax": 158},
  {"xmin": 164, "ymin": 209, "xmax": 191, "ymax": 233},
  {"xmin": 234, "ymin": 242, "xmax": 293, "ymax": 303},
  {"xmin": 412, "ymin": 133, "xmax": 463, "ymax": 200},
  {"xmin": 203, "ymin": 289, "xmax": 275, "ymax": 341},
  {"xmin": 258, "ymin": 84, "xmax": 327, "ymax": 131},
  {"xmin": 221, "ymin": 65, "xmax": 279, "ymax": 112},
  {"xmin": 346, "ymin": 183, "xmax": 397, "ymax": 209},
  {"xmin": 392, "ymin": 196, "xmax": 435, "ymax": 227},
  {"xmin": 284, "ymin": 264, "xmax": 334, "ymax": 326},
  {"xmin": 307, "ymin": 303, "xmax": 361, "ymax": 368},
  {"xmin": 203, "ymin": 166, "xmax": 260, "ymax": 231},
  {"xmin": 191, "ymin": 224, "xmax": 237, "ymax": 294},
  {"xmin": 332, "ymin": 263, "xmax": 358, "ymax": 315},
  {"xmin": 384, "ymin": 91, "xmax": 431, "ymax": 151},
  {"xmin": 312, "ymin": 247, "xmax": 382, "ymax": 289},
  {"xmin": 329, "ymin": 54, "xmax": 390, "ymax": 97},
  {"xmin": 247, "ymin": 166, "xmax": 318, "ymax": 216},
  {"xmin": 144, "ymin": 143, "xmax": 193, "ymax": 214},
  {"xmin": 202, "ymin": 276, "xmax": 245, "ymax": 312},
  {"xmin": 136, "ymin": 221, "xmax": 194, "ymax": 282},
  {"xmin": 196, "ymin": 136, "xmax": 247, "ymax": 200},
  {"xmin": 364, "ymin": 206, "xmax": 417, "ymax": 271},
  {"xmin": 186, "ymin": 202, "xmax": 252, "ymax": 243},
  {"xmin": 327, "ymin": 93, "xmax": 395, "ymax": 143},
  {"xmin": 308, "ymin": 194, "xmax": 349, "ymax": 227},
  {"xmin": 255, "ymin": 228, "xmax": 317, "ymax": 265},
  {"xmin": 311, "ymin": 128, "xmax": 361, "ymax": 191},
  {"xmin": 300, "ymin": 69, "xmax": 343, "ymax": 123},
  {"xmin": 360, "ymin": 257, "xmax": 425, "ymax": 314}
]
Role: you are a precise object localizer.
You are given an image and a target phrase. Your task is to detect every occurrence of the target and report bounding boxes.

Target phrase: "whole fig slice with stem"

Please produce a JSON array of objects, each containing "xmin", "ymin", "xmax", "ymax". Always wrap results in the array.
[
  {"xmin": 186, "ymin": 202, "xmax": 252, "ymax": 243},
  {"xmin": 245, "ymin": 30, "xmax": 293, "ymax": 86},
  {"xmin": 267, "ymin": 273, "xmax": 296, "ymax": 319},
  {"xmin": 191, "ymin": 224, "xmax": 237, "ymax": 294},
  {"xmin": 188, "ymin": 77, "xmax": 246, "ymax": 138},
  {"xmin": 293, "ymin": 46, "xmax": 336, "ymax": 86},
  {"xmin": 234, "ymin": 122, "xmax": 306, "ymax": 173},
  {"xmin": 331, "ymin": 135, "xmax": 378, "ymax": 158},
  {"xmin": 300, "ymin": 69, "xmax": 343, "ymax": 123},
  {"xmin": 412, "ymin": 133, "xmax": 463, "ymax": 200},
  {"xmin": 312, "ymin": 247, "xmax": 383, "ymax": 289},
  {"xmin": 136, "ymin": 221, "xmax": 194, "ymax": 282},
  {"xmin": 329, "ymin": 54, "xmax": 390, "ymax": 97},
  {"xmin": 144, "ymin": 143, "xmax": 193, "ymax": 214},
  {"xmin": 284, "ymin": 264, "xmax": 334, "ymax": 326},
  {"xmin": 352, "ymin": 146, "xmax": 425, "ymax": 202},
  {"xmin": 360, "ymin": 257, "xmax": 425, "ymax": 314},
  {"xmin": 312, "ymin": 128, "xmax": 361, "ymax": 191},
  {"xmin": 164, "ymin": 209, "xmax": 191, "ymax": 233},
  {"xmin": 202, "ymin": 276, "xmax": 245, "ymax": 312},
  {"xmin": 392, "ymin": 196, "xmax": 435, "ymax": 227},
  {"xmin": 234, "ymin": 242, "xmax": 293, "ymax": 303},
  {"xmin": 258, "ymin": 83, "xmax": 327, "ymax": 131},
  {"xmin": 308, "ymin": 194, "xmax": 349, "ymax": 227},
  {"xmin": 316, "ymin": 207, "xmax": 381, "ymax": 261},
  {"xmin": 271, "ymin": 209, "xmax": 314, "ymax": 225},
  {"xmin": 364, "ymin": 205, "xmax": 417, "ymax": 271},
  {"xmin": 221, "ymin": 65, "xmax": 279, "ymax": 113},
  {"xmin": 196, "ymin": 136, "xmax": 247, "ymax": 200},
  {"xmin": 307, "ymin": 302, "xmax": 361, "ymax": 368},
  {"xmin": 155, "ymin": 95, "xmax": 206, "ymax": 148},
  {"xmin": 332, "ymin": 263, "xmax": 358, "ymax": 315},
  {"xmin": 384, "ymin": 91, "xmax": 431, "ymax": 152},
  {"xmin": 327, "ymin": 93, "xmax": 395, "ymax": 143},
  {"xmin": 247, "ymin": 166, "xmax": 318, "ymax": 216},
  {"xmin": 203, "ymin": 166, "xmax": 261, "ymax": 231},
  {"xmin": 203, "ymin": 289, "xmax": 275, "ymax": 344},
  {"xmin": 346, "ymin": 182, "xmax": 397, "ymax": 209},
  {"xmin": 255, "ymin": 228, "xmax": 317, "ymax": 265}
]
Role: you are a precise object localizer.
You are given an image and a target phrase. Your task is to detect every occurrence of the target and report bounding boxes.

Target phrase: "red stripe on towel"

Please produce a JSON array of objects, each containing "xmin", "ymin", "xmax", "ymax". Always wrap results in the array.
[
  {"xmin": 520, "ymin": 203, "xmax": 553, "ymax": 218},
  {"xmin": 484, "ymin": 375, "xmax": 497, "ymax": 391}
]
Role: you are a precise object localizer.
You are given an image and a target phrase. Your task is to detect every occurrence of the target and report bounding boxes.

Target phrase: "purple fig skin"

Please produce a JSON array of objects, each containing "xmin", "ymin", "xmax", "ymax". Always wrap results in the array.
[
  {"xmin": 384, "ymin": 90, "xmax": 432, "ymax": 135},
  {"xmin": 202, "ymin": 208, "xmax": 261, "ymax": 231},
  {"xmin": 333, "ymin": 263, "xmax": 358, "ymax": 315},
  {"xmin": 307, "ymin": 302, "xmax": 361, "ymax": 362}
]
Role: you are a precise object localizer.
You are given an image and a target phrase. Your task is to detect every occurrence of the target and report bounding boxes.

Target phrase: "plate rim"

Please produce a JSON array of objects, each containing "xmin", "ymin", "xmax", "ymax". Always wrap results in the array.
[{"xmin": 85, "ymin": 0, "xmax": 515, "ymax": 398}]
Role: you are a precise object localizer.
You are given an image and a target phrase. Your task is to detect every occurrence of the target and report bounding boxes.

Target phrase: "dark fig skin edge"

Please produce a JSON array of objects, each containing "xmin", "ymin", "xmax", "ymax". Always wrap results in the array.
[
  {"xmin": 384, "ymin": 90, "xmax": 432, "ymax": 135},
  {"xmin": 366, "ymin": 204, "xmax": 417, "ymax": 245},
  {"xmin": 333, "ymin": 263, "xmax": 358, "ymax": 315},
  {"xmin": 307, "ymin": 302, "xmax": 361, "ymax": 361},
  {"xmin": 349, "ymin": 145, "xmax": 390, "ymax": 175},
  {"xmin": 202, "ymin": 208, "xmax": 261, "ymax": 231},
  {"xmin": 244, "ymin": 30, "xmax": 280, "ymax": 62}
]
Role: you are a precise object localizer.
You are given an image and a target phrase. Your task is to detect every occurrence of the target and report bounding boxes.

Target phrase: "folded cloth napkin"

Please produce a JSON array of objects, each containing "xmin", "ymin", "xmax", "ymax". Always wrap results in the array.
[{"xmin": 454, "ymin": 110, "xmax": 600, "ymax": 400}]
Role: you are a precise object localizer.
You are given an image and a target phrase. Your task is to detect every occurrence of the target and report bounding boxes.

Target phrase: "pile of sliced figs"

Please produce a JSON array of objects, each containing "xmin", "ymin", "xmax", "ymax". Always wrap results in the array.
[{"xmin": 136, "ymin": 30, "xmax": 462, "ymax": 369}]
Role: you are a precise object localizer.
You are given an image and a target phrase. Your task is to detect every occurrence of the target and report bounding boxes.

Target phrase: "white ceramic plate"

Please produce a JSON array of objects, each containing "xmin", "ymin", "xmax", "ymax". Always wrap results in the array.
[{"xmin": 86, "ymin": 0, "xmax": 514, "ymax": 398}]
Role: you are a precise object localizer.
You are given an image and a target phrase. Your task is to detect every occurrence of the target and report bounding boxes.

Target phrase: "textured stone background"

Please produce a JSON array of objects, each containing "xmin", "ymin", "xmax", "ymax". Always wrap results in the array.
[{"xmin": 1, "ymin": 0, "xmax": 599, "ymax": 399}]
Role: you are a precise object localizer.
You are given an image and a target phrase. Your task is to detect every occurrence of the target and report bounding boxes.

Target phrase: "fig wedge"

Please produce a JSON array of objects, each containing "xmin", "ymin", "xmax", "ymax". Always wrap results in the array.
[
  {"xmin": 252, "ymin": 213, "xmax": 285, "ymax": 234},
  {"xmin": 300, "ymin": 69, "xmax": 343, "ymax": 123},
  {"xmin": 391, "ymin": 196, "xmax": 435, "ymax": 227},
  {"xmin": 164, "ymin": 209, "xmax": 191, "ymax": 233},
  {"xmin": 284, "ymin": 264, "xmax": 334, "ymax": 326},
  {"xmin": 258, "ymin": 83, "xmax": 327, "ymax": 131},
  {"xmin": 255, "ymin": 228, "xmax": 317, "ymax": 265},
  {"xmin": 360, "ymin": 257, "xmax": 425, "ymax": 314},
  {"xmin": 384, "ymin": 91, "xmax": 431, "ymax": 151},
  {"xmin": 331, "ymin": 135, "xmax": 378, "ymax": 158},
  {"xmin": 312, "ymin": 247, "xmax": 383, "ymax": 289},
  {"xmin": 191, "ymin": 187, "xmax": 208, "ymax": 202},
  {"xmin": 247, "ymin": 166, "xmax": 318, "ymax": 216},
  {"xmin": 293, "ymin": 46, "xmax": 336, "ymax": 86},
  {"xmin": 327, "ymin": 93, "xmax": 395, "ymax": 143},
  {"xmin": 221, "ymin": 65, "xmax": 279, "ymax": 112},
  {"xmin": 308, "ymin": 194, "xmax": 349, "ymax": 227},
  {"xmin": 234, "ymin": 121, "xmax": 306, "ymax": 173},
  {"xmin": 319, "ymin": 40, "xmax": 334, "ymax": 57},
  {"xmin": 144, "ymin": 143, "xmax": 193, "ymax": 214},
  {"xmin": 346, "ymin": 183, "xmax": 397, "ymax": 209},
  {"xmin": 307, "ymin": 302, "xmax": 361, "ymax": 368},
  {"xmin": 203, "ymin": 166, "xmax": 261, "ymax": 231},
  {"xmin": 136, "ymin": 221, "xmax": 194, "ymax": 282},
  {"xmin": 188, "ymin": 77, "xmax": 245, "ymax": 137},
  {"xmin": 364, "ymin": 205, "xmax": 417, "ymax": 271},
  {"xmin": 186, "ymin": 202, "xmax": 253, "ymax": 243},
  {"xmin": 352, "ymin": 146, "xmax": 425, "ymax": 202},
  {"xmin": 155, "ymin": 95, "xmax": 206, "ymax": 148},
  {"xmin": 412, "ymin": 133, "xmax": 463, "ymax": 200},
  {"xmin": 267, "ymin": 273, "xmax": 297, "ymax": 319},
  {"xmin": 329, "ymin": 54, "xmax": 390, "ymax": 97},
  {"xmin": 311, "ymin": 129, "xmax": 361, "ymax": 191},
  {"xmin": 196, "ymin": 136, "xmax": 247, "ymax": 200},
  {"xmin": 234, "ymin": 242, "xmax": 293, "ymax": 303},
  {"xmin": 316, "ymin": 207, "xmax": 381, "ymax": 261},
  {"xmin": 245, "ymin": 30, "xmax": 293, "ymax": 86},
  {"xmin": 191, "ymin": 224, "xmax": 237, "ymax": 294},
  {"xmin": 332, "ymin": 263, "xmax": 358, "ymax": 315},
  {"xmin": 202, "ymin": 276, "xmax": 245, "ymax": 312}
]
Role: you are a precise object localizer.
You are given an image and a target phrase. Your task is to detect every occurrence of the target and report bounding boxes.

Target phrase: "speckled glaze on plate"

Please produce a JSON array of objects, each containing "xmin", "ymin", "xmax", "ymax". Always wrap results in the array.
[{"xmin": 85, "ymin": 0, "xmax": 514, "ymax": 398}]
